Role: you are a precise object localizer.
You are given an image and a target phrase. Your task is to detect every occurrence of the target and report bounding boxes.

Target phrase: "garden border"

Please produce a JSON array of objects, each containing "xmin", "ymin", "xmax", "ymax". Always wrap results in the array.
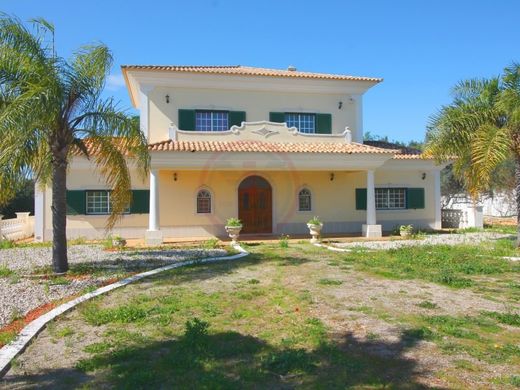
[{"xmin": 0, "ymin": 243, "xmax": 249, "ymax": 377}]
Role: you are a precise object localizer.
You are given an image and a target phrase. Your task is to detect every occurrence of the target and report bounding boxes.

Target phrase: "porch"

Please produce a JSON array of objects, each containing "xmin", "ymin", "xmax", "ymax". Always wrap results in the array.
[{"xmin": 143, "ymin": 167, "xmax": 439, "ymax": 245}]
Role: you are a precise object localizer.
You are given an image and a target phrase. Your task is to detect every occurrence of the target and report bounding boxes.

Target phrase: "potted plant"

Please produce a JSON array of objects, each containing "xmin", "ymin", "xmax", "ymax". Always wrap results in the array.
[
  {"xmin": 111, "ymin": 235, "xmax": 127, "ymax": 249},
  {"xmin": 399, "ymin": 224, "xmax": 414, "ymax": 237},
  {"xmin": 307, "ymin": 216, "xmax": 323, "ymax": 243},
  {"xmin": 225, "ymin": 217, "xmax": 243, "ymax": 244}
]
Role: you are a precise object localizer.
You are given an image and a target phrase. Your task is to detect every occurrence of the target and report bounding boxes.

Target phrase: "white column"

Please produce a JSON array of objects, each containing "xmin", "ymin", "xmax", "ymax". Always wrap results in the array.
[
  {"xmin": 34, "ymin": 182, "xmax": 45, "ymax": 242},
  {"xmin": 433, "ymin": 169, "xmax": 442, "ymax": 230},
  {"xmin": 145, "ymin": 169, "xmax": 163, "ymax": 245},
  {"xmin": 362, "ymin": 169, "xmax": 382, "ymax": 238},
  {"xmin": 366, "ymin": 170, "xmax": 376, "ymax": 225},
  {"xmin": 149, "ymin": 169, "xmax": 159, "ymax": 231}
]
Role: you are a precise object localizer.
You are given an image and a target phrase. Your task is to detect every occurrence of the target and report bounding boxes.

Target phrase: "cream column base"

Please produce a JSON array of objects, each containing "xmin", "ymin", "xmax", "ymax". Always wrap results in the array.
[
  {"xmin": 145, "ymin": 230, "xmax": 163, "ymax": 246},
  {"xmin": 362, "ymin": 224, "xmax": 382, "ymax": 238}
]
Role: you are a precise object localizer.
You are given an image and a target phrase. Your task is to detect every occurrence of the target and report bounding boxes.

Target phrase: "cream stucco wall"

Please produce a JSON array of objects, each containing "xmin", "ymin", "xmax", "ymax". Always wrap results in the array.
[
  {"xmin": 147, "ymin": 87, "xmax": 358, "ymax": 144},
  {"xmin": 43, "ymin": 164, "xmax": 437, "ymax": 240}
]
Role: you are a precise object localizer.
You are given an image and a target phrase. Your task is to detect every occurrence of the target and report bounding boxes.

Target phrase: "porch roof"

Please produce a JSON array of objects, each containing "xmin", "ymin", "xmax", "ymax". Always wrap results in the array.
[
  {"xmin": 363, "ymin": 140, "xmax": 426, "ymax": 160},
  {"xmin": 148, "ymin": 139, "xmax": 398, "ymax": 155}
]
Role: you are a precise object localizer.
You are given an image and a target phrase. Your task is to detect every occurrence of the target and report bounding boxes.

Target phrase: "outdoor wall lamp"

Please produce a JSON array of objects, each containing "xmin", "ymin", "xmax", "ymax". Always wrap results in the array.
[
  {"xmin": 338, "ymin": 101, "xmax": 343, "ymax": 109},
  {"xmin": 330, "ymin": 173, "xmax": 335, "ymax": 181},
  {"xmin": 165, "ymin": 94, "xmax": 170, "ymax": 104},
  {"xmin": 422, "ymin": 172, "xmax": 426, "ymax": 180},
  {"xmin": 173, "ymin": 172, "xmax": 177, "ymax": 181}
]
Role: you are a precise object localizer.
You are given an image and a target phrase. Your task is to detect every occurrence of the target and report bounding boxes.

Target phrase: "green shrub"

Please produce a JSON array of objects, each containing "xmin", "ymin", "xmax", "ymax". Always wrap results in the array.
[
  {"xmin": 307, "ymin": 216, "xmax": 321, "ymax": 225},
  {"xmin": 279, "ymin": 234, "xmax": 290, "ymax": 249},
  {"xmin": 201, "ymin": 238, "xmax": 219, "ymax": 249},
  {"xmin": 225, "ymin": 218, "xmax": 242, "ymax": 227},
  {"xmin": 183, "ymin": 318, "xmax": 209, "ymax": 349}
]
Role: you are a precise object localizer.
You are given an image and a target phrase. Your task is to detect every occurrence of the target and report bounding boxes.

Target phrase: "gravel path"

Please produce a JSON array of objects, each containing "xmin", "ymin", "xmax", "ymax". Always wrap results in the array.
[
  {"xmin": 0, "ymin": 245, "xmax": 227, "ymax": 272},
  {"xmin": 334, "ymin": 232, "xmax": 513, "ymax": 250},
  {"xmin": 0, "ymin": 245, "xmax": 227, "ymax": 328}
]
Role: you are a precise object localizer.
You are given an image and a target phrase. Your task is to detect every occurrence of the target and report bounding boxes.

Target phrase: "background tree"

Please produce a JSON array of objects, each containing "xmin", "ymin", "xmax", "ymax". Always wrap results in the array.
[
  {"xmin": 425, "ymin": 63, "xmax": 520, "ymax": 242},
  {"xmin": 0, "ymin": 15, "xmax": 149, "ymax": 272},
  {"xmin": 0, "ymin": 177, "xmax": 34, "ymax": 218}
]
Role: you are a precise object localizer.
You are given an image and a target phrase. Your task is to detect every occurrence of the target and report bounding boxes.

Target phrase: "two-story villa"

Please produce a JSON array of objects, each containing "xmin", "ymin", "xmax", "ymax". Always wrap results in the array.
[{"xmin": 34, "ymin": 65, "xmax": 443, "ymax": 244}]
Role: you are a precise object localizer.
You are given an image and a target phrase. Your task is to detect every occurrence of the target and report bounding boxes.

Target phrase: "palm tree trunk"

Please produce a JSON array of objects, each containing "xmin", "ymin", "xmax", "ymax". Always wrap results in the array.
[
  {"xmin": 51, "ymin": 152, "xmax": 69, "ymax": 273},
  {"xmin": 516, "ymin": 155, "xmax": 520, "ymax": 247}
]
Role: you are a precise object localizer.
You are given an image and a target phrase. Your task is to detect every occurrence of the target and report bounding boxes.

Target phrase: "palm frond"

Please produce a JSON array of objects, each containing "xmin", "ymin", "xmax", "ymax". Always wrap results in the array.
[{"xmin": 469, "ymin": 124, "xmax": 511, "ymax": 196}]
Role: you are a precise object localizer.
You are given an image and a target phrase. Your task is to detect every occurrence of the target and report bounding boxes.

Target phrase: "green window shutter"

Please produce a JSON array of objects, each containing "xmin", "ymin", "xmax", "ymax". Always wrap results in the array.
[
  {"xmin": 355, "ymin": 188, "xmax": 367, "ymax": 210},
  {"xmin": 315, "ymin": 113, "xmax": 332, "ymax": 134},
  {"xmin": 406, "ymin": 188, "xmax": 425, "ymax": 209},
  {"xmin": 66, "ymin": 190, "xmax": 85, "ymax": 215},
  {"xmin": 130, "ymin": 190, "xmax": 150, "ymax": 214},
  {"xmin": 178, "ymin": 109, "xmax": 196, "ymax": 130},
  {"xmin": 228, "ymin": 111, "xmax": 246, "ymax": 129},
  {"xmin": 269, "ymin": 112, "xmax": 285, "ymax": 123}
]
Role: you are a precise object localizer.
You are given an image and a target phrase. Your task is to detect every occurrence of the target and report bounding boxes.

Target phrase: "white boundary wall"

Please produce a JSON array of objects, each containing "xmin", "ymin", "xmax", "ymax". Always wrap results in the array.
[{"xmin": 0, "ymin": 213, "xmax": 34, "ymax": 241}]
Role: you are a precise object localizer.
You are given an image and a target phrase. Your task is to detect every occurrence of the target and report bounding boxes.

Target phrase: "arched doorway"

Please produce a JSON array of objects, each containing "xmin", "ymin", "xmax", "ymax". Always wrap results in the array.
[{"xmin": 238, "ymin": 175, "xmax": 272, "ymax": 234}]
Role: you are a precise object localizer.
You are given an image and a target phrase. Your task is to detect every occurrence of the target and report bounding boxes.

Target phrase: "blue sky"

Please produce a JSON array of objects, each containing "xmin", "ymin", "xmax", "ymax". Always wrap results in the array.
[{"xmin": 4, "ymin": 0, "xmax": 520, "ymax": 142}]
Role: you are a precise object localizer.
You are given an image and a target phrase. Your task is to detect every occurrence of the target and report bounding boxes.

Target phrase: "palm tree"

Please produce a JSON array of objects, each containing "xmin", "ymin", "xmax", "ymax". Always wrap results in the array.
[
  {"xmin": 0, "ymin": 15, "xmax": 149, "ymax": 272},
  {"xmin": 425, "ymin": 63, "xmax": 520, "ymax": 243}
]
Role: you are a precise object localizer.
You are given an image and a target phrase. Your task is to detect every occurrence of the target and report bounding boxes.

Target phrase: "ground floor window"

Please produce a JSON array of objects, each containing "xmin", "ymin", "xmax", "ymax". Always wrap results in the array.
[
  {"xmin": 298, "ymin": 188, "xmax": 312, "ymax": 211},
  {"xmin": 86, "ymin": 190, "xmax": 110, "ymax": 214},
  {"xmin": 375, "ymin": 188, "xmax": 406, "ymax": 209},
  {"xmin": 85, "ymin": 190, "xmax": 131, "ymax": 215},
  {"xmin": 197, "ymin": 189, "xmax": 212, "ymax": 213}
]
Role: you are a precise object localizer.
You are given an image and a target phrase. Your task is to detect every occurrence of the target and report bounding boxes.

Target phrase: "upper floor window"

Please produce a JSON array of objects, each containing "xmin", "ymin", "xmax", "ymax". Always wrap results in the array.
[
  {"xmin": 298, "ymin": 188, "xmax": 312, "ymax": 211},
  {"xmin": 375, "ymin": 188, "xmax": 406, "ymax": 210},
  {"xmin": 285, "ymin": 113, "xmax": 316, "ymax": 134},
  {"xmin": 195, "ymin": 111, "xmax": 229, "ymax": 131},
  {"xmin": 197, "ymin": 189, "xmax": 212, "ymax": 213}
]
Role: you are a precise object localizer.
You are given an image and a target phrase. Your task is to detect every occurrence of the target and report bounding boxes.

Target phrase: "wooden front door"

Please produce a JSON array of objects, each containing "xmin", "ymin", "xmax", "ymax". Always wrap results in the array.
[{"xmin": 238, "ymin": 175, "xmax": 272, "ymax": 234}]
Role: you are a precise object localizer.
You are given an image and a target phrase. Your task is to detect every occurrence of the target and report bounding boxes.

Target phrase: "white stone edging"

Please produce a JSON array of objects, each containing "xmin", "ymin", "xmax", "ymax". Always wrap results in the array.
[{"xmin": 0, "ymin": 243, "xmax": 249, "ymax": 377}]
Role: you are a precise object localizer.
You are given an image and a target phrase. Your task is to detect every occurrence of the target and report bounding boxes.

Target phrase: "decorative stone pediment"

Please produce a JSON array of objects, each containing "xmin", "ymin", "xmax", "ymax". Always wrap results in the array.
[
  {"xmin": 172, "ymin": 121, "xmax": 353, "ymax": 144},
  {"xmin": 230, "ymin": 121, "xmax": 296, "ymax": 139}
]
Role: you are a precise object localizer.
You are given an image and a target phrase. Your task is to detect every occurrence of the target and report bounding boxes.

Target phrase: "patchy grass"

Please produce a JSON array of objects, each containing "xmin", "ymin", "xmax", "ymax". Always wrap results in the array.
[
  {"xmin": 5, "ymin": 242, "xmax": 520, "ymax": 389},
  {"xmin": 416, "ymin": 300, "xmax": 439, "ymax": 309},
  {"xmin": 82, "ymin": 302, "xmax": 149, "ymax": 326},
  {"xmin": 482, "ymin": 311, "xmax": 520, "ymax": 326},
  {"xmin": 68, "ymin": 248, "xmax": 427, "ymax": 388},
  {"xmin": 339, "ymin": 243, "xmax": 519, "ymax": 289},
  {"xmin": 0, "ymin": 264, "xmax": 14, "ymax": 277},
  {"xmin": 318, "ymin": 278, "xmax": 343, "ymax": 286},
  {"xmin": 0, "ymin": 330, "xmax": 16, "ymax": 346}
]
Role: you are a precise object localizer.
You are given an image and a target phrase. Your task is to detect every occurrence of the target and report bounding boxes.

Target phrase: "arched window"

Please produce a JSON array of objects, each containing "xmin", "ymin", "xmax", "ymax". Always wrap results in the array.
[
  {"xmin": 298, "ymin": 188, "xmax": 312, "ymax": 211},
  {"xmin": 197, "ymin": 189, "xmax": 212, "ymax": 214}
]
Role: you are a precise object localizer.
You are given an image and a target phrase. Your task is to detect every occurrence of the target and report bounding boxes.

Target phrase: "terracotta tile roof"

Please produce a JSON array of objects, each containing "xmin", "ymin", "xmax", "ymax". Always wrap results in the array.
[
  {"xmin": 121, "ymin": 65, "xmax": 382, "ymax": 83},
  {"xmin": 148, "ymin": 140, "xmax": 397, "ymax": 154},
  {"xmin": 363, "ymin": 140, "xmax": 427, "ymax": 160}
]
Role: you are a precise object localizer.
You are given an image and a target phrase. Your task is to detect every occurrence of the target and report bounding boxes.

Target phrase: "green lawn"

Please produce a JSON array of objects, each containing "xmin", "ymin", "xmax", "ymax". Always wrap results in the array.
[{"xmin": 3, "ymin": 240, "xmax": 519, "ymax": 389}]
